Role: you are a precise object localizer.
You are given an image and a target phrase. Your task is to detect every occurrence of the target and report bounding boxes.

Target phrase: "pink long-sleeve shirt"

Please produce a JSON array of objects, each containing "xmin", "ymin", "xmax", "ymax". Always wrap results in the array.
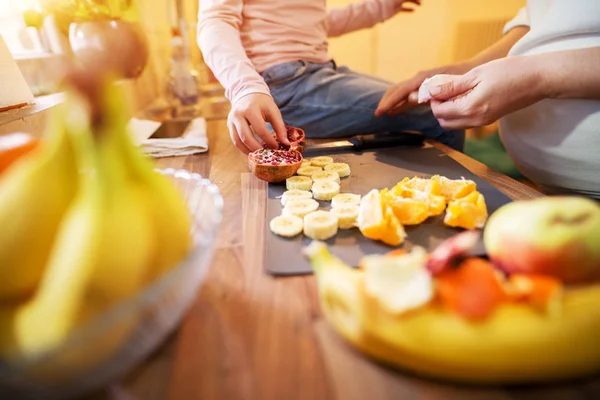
[{"xmin": 198, "ymin": 0, "xmax": 407, "ymax": 105}]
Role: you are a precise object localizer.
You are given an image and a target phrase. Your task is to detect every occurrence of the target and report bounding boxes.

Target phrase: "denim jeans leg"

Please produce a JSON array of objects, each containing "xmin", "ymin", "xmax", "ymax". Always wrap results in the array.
[{"xmin": 264, "ymin": 63, "xmax": 465, "ymax": 151}]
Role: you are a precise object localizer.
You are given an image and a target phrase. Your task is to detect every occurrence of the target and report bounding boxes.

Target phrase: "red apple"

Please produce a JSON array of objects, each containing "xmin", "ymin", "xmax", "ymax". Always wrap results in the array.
[{"xmin": 483, "ymin": 196, "xmax": 600, "ymax": 283}]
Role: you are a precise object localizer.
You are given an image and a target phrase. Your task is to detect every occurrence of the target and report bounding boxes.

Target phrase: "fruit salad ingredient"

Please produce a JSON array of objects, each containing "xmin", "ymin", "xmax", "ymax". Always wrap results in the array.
[
  {"xmin": 304, "ymin": 239, "xmax": 600, "ymax": 385},
  {"xmin": 280, "ymin": 189, "xmax": 312, "ymax": 206},
  {"xmin": 282, "ymin": 198, "xmax": 319, "ymax": 218},
  {"xmin": 310, "ymin": 156, "xmax": 334, "ymax": 168},
  {"xmin": 357, "ymin": 189, "xmax": 406, "ymax": 246},
  {"xmin": 248, "ymin": 148, "xmax": 302, "ymax": 183},
  {"xmin": 362, "ymin": 246, "xmax": 432, "ymax": 314},
  {"xmin": 432, "ymin": 175, "xmax": 476, "ymax": 202},
  {"xmin": 506, "ymin": 274, "xmax": 563, "ymax": 315},
  {"xmin": 436, "ymin": 257, "xmax": 507, "ymax": 321},
  {"xmin": 297, "ymin": 166, "xmax": 322, "ymax": 177},
  {"xmin": 324, "ymin": 162, "xmax": 351, "ymax": 178},
  {"xmin": 331, "ymin": 193, "xmax": 361, "ymax": 208},
  {"xmin": 426, "ymin": 230, "xmax": 481, "ymax": 275},
  {"xmin": 304, "ymin": 210, "xmax": 339, "ymax": 240},
  {"xmin": 331, "ymin": 205, "xmax": 359, "ymax": 229},
  {"xmin": 270, "ymin": 215, "xmax": 304, "ymax": 237},
  {"xmin": 0, "ymin": 113, "xmax": 78, "ymax": 301},
  {"xmin": 484, "ymin": 196, "xmax": 600, "ymax": 284},
  {"xmin": 311, "ymin": 170, "xmax": 340, "ymax": 184},
  {"xmin": 384, "ymin": 192, "xmax": 429, "ymax": 226},
  {"xmin": 312, "ymin": 181, "xmax": 340, "ymax": 201},
  {"xmin": 444, "ymin": 190, "xmax": 488, "ymax": 229},
  {"xmin": 286, "ymin": 175, "xmax": 313, "ymax": 190}
]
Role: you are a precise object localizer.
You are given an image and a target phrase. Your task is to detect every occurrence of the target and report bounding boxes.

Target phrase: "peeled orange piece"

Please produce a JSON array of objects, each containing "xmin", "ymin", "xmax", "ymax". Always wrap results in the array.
[
  {"xmin": 443, "ymin": 190, "xmax": 488, "ymax": 229},
  {"xmin": 506, "ymin": 274, "xmax": 563, "ymax": 315},
  {"xmin": 431, "ymin": 175, "xmax": 476, "ymax": 202},
  {"xmin": 357, "ymin": 189, "xmax": 406, "ymax": 246},
  {"xmin": 385, "ymin": 193, "xmax": 429, "ymax": 226},
  {"xmin": 390, "ymin": 178, "xmax": 446, "ymax": 218},
  {"xmin": 436, "ymin": 257, "xmax": 507, "ymax": 321}
]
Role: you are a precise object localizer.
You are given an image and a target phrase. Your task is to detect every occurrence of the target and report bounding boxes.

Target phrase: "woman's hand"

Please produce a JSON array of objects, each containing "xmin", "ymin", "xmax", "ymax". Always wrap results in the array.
[
  {"xmin": 427, "ymin": 56, "xmax": 546, "ymax": 130},
  {"xmin": 227, "ymin": 93, "xmax": 289, "ymax": 154},
  {"xmin": 375, "ymin": 61, "xmax": 474, "ymax": 117}
]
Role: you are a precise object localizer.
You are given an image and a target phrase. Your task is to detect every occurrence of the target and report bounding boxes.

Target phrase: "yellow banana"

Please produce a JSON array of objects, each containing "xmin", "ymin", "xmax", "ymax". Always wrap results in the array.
[
  {"xmin": 103, "ymin": 84, "xmax": 192, "ymax": 282},
  {"xmin": 304, "ymin": 241, "xmax": 600, "ymax": 385},
  {"xmin": 0, "ymin": 106, "xmax": 78, "ymax": 301}
]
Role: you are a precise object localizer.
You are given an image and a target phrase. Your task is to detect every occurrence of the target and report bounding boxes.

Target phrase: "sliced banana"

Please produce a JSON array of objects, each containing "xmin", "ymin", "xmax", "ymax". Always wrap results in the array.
[
  {"xmin": 303, "ymin": 210, "xmax": 339, "ymax": 240},
  {"xmin": 331, "ymin": 193, "xmax": 361, "ymax": 209},
  {"xmin": 310, "ymin": 156, "xmax": 334, "ymax": 168},
  {"xmin": 282, "ymin": 198, "xmax": 319, "ymax": 218},
  {"xmin": 311, "ymin": 170, "xmax": 340, "ymax": 184},
  {"xmin": 297, "ymin": 166, "xmax": 322, "ymax": 177},
  {"xmin": 312, "ymin": 181, "xmax": 341, "ymax": 201},
  {"xmin": 301, "ymin": 159, "xmax": 312, "ymax": 167},
  {"xmin": 331, "ymin": 205, "xmax": 359, "ymax": 229},
  {"xmin": 270, "ymin": 215, "xmax": 303, "ymax": 238},
  {"xmin": 280, "ymin": 189, "xmax": 312, "ymax": 206},
  {"xmin": 286, "ymin": 175, "xmax": 313, "ymax": 191},
  {"xmin": 324, "ymin": 162, "xmax": 351, "ymax": 178}
]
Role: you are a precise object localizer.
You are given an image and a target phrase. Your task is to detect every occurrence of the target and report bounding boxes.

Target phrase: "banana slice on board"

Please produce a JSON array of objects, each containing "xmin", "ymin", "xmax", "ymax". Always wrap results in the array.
[
  {"xmin": 324, "ymin": 162, "xmax": 351, "ymax": 178},
  {"xmin": 310, "ymin": 156, "xmax": 334, "ymax": 168},
  {"xmin": 301, "ymin": 159, "xmax": 312, "ymax": 167},
  {"xmin": 312, "ymin": 181, "xmax": 341, "ymax": 201},
  {"xmin": 297, "ymin": 166, "xmax": 322, "ymax": 177},
  {"xmin": 331, "ymin": 205, "xmax": 359, "ymax": 229},
  {"xmin": 270, "ymin": 215, "xmax": 303, "ymax": 237},
  {"xmin": 304, "ymin": 210, "xmax": 339, "ymax": 240},
  {"xmin": 331, "ymin": 193, "xmax": 361, "ymax": 208},
  {"xmin": 280, "ymin": 189, "xmax": 312, "ymax": 206},
  {"xmin": 286, "ymin": 176, "xmax": 313, "ymax": 191},
  {"xmin": 311, "ymin": 170, "xmax": 340, "ymax": 184},
  {"xmin": 282, "ymin": 198, "xmax": 319, "ymax": 218}
]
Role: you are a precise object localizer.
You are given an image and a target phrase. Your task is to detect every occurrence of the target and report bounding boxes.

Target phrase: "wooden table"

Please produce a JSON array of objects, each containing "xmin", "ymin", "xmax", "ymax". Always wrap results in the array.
[{"xmin": 92, "ymin": 120, "xmax": 600, "ymax": 400}]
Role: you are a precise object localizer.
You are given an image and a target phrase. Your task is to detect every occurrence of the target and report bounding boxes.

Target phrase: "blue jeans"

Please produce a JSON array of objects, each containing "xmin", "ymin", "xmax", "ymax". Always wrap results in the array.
[{"xmin": 260, "ymin": 60, "xmax": 464, "ymax": 151}]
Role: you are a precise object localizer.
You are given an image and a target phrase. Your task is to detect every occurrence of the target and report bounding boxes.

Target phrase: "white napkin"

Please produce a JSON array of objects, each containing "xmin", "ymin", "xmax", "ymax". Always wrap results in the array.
[{"xmin": 128, "ymin": 117, "xmax": 209, "ymax": 158}]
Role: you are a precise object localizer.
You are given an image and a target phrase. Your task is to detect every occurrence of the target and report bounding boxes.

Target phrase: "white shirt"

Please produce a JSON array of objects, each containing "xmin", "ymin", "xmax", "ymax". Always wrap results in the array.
[{"xmin": 499, "ymin": 0, "xmax": 600, "ymax": 199}]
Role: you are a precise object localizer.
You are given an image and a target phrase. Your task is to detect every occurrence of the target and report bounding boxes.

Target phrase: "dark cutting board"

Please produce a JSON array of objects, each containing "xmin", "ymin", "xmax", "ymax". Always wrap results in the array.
[{"xmin": 264, "ymin": 144, "xmax": 512, "ymax": 275}]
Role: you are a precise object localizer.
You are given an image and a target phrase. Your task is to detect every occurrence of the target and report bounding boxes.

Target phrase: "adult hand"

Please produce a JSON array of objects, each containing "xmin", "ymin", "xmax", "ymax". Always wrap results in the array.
[
  {"xmin": 375, "ymin": 61, "xmax": 473, "ymax": 117},
  {"xmin": 428, "ymin": 56, "xmax": 546, "ymax": 130},
  {"xmin": 227, "ymin": 93, "xmax": 289, "ymax": 154}
]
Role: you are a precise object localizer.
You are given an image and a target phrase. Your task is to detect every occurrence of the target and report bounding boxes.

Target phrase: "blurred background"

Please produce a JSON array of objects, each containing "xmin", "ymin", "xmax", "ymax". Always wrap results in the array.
[{"xmin": 0, "ymin": 0, "xmax": 527, "ymax": 177}]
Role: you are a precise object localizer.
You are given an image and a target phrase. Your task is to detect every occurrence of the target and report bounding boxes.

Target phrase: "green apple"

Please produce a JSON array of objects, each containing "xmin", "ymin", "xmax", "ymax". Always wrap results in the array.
[{"xmin": 483, "ymin": 196, "xmax": 600, "ymax": 283}]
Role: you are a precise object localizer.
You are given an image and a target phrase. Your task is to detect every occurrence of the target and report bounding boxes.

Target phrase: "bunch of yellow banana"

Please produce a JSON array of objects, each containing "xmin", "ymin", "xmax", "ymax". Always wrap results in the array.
[
  {"xmin": 304, "ymin": 241, "xmax": 600, "ymax": 384},
  {"xmin": 0, "ymin": 72, "xmax": 191, "ymax": 368}
]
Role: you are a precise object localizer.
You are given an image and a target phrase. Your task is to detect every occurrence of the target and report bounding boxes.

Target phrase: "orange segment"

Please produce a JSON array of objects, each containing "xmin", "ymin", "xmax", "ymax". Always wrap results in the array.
[
  {"xmin": 390, "ymin": 178, "xmax": 446, "ymax": 218},
  {"xmin": 357, "ymin": 189, "xmax": 406, "ymax": 246},
  {"xmin": 384, "ymin": 191, "xmax": 429, "ymax": 225},
  {"xmin": 506, "ymin": 274, "xmax": 563, "ymax": 314},
  {"xmin": 443, "ymin": 190, "xmax": 488, "ymax": 229},
  {"xmin": 436, "ymin": 257, "xmax": 507, "ymax": 321},
  {"xmin": 431, "ymin": 175, "xmax": 476, "ymax": 201}
]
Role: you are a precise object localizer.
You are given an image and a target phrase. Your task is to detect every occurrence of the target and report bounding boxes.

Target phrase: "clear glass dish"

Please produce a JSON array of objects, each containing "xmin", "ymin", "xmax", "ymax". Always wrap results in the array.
[{"xmin": 0, "ymin": 169, "xmax": 223, "ymax": 400}]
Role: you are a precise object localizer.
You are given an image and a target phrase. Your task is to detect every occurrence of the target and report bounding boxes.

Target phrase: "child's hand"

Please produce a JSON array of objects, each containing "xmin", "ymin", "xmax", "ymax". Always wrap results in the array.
[{"xmin": 227, "ymin": 93, "xmax": 289, "ymax": 154}]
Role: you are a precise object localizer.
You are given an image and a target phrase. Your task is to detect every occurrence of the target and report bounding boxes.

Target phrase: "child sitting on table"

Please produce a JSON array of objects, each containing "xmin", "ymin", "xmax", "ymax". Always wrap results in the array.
[{"xmin": 197, "ymin": 0, "xmax": 464, "ymax": 154}]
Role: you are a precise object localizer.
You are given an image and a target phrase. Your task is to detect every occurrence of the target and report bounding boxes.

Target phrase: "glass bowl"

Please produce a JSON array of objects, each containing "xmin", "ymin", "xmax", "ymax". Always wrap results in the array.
[{"xmin": 0, "ymin": 169, "xmax": 223, "ymax": 399}]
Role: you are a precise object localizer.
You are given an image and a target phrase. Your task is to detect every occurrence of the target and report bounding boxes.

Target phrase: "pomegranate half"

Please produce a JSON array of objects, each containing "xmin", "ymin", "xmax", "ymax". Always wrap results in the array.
[
  {"xmin": 265, "ymin": 126, "xmax": 306, "ymax": 153},
  {"xmin": 248, "ymin": 148, "xmax": 303, "ymax": 183}
]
